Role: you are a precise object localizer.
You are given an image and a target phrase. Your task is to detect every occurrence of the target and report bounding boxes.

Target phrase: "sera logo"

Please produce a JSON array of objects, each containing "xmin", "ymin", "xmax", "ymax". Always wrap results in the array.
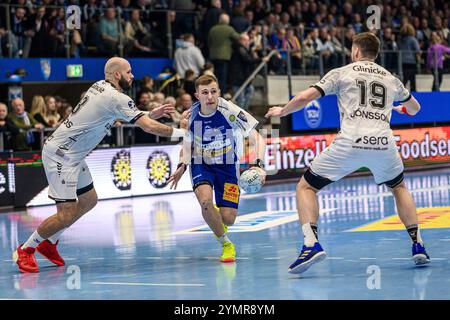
[{"xmin": 304, "ymin": 100, "xmax": 322, "ymax": 129}]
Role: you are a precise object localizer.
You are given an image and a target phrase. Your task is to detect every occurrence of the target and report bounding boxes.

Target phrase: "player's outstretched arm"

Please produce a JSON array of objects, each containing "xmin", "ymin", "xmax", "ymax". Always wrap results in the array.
[
  {"xmin": 265, "ymin": 87, "xmax": 322, "ymax": 118},
  {"xmin": 135, "ymin": 115, "xmax": 187, "ymax": 138},
  {"xmin": 168, "ymin": 139, "xmax": 192, "ymax": 189},
  {"xmin": 393, "ymin": 96, "xmax": 421, "ymax": 116}
]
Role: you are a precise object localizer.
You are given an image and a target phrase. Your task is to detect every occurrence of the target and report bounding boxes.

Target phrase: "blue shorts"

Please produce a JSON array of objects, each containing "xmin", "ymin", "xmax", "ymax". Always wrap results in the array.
[{"xmin": 190, "ymin": 164, "xmax": 240, "ymax": 209}]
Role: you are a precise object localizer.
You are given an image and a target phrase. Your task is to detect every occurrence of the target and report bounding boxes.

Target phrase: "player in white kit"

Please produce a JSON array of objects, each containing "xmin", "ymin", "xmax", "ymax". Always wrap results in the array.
[
  {"xmin": 265, "ymin": 32, "xmax": 430, "ymax": 274},
  {"xmin": 13, "ymin": 57, "xmax": 187, "ymax": 273}
]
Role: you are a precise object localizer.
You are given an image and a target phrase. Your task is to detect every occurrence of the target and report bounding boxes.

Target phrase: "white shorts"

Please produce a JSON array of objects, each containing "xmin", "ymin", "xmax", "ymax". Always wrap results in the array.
[
  {"xmin": 42, "ymin": 152, "xmax": 93, "ymax": 202},
  {"xmin": 309, "ymin": 139, "xmax": 404, "ymax": 187}
]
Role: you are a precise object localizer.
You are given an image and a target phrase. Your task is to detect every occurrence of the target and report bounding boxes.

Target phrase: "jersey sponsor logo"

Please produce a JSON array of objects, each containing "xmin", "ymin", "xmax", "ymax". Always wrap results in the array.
[
  {"xmin": 127, "ymin": 100, "xmax": 138, "ymax": 111},
  {"xmin": 57, "ymin": 162, "xmax": 62, "ymax": 177},
  {"xmin": 352, "ymin": 65, "xmax": 387, "ymax": 76},
  {"xmin": 355, "ymin": 136, "xmax": 388, "ymax": 145},
  {"xmin": 349, "ymin": 108, "xmax": 389, "ymax": 123},
  {"xmin": 223, "ymin": 183, "xmax": 239, "ymax": 203},
  {"xmin": 304, "ymin": 100, "xmax": 322, "ymax": 129},
  {"xmin": 91, "ymin": 82, "xmax": 105, "ymax": 93},
  {"xmin": 229, "ymin": 114, "xmax": 236, "ymax": 122},
  {"xmin": 237, "ymin": 111, "xmax": 248, "ymax": 123},
  {"xmin": 146, "ymin": 150, "xmax": 171, "ymax": 188},
  {"xmin": 111, "ymin": 150, "xmax": 132, "ymax": 190}
]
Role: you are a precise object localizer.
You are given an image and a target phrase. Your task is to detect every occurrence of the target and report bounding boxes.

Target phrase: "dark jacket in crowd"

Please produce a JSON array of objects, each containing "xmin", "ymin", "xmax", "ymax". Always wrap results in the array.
[
  {"xmin": 228, "ymin": 42, "xmax": 261, "ymax": 86},
  {"xmin": 0, "ymin": 117, "xmax": 20, "ymax": 150}
]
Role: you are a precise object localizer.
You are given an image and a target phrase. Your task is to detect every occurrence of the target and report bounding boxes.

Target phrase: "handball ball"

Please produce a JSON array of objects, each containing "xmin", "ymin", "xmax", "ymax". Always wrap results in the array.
[{"xmin": 239, "ymin": 168, "xmax": 263, "ymax": 194}]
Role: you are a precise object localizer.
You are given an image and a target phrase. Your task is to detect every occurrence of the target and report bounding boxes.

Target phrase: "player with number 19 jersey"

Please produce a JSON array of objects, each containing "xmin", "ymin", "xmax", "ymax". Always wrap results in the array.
[{"xmin": 309, "ymin": 60, "xmax": 411, "ymax": 185}]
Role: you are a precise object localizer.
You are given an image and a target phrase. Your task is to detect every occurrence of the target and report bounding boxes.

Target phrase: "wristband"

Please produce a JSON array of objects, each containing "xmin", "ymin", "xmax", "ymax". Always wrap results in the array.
[
  {"xmin": 171, "ymin": 128, "xmax": 186, "ymax": 138},
  {"xmin": 401, "ymin": 105, "xmax": 412, "ymax": 116}
]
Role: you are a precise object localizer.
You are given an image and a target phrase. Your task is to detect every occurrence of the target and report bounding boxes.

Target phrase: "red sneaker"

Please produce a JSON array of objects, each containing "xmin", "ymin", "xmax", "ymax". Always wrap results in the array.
[
  {"xmin": 13, "ymin": 244, "xmax": 39, "ymax": 273},
  {"xmin": 36, "ymin": 240, "xmax": 65, "ymax": 266}
]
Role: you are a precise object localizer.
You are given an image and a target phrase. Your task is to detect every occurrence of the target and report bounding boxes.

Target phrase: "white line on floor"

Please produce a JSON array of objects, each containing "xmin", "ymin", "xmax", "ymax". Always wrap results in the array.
[
  {"xmin": 392, "ymin": 258, "xmax": 411, "ymax": 260},
  {"xmin": 91, "ymin": 281, "xmax": 205, "ymax": 287},
  {"xmin": 327, "ymin": 257, "xmax": 344, "ymax": 260},
  {"xmin": 359, "ymin": 258, "xmax": 377, "ymax": 260},
  {"xmin": 88, "ymin": 257, "xmax": 105, "ymax": 260},
  {"xmin": 263, "ymin": 257, "xmax": 281, "ymax": 260},
  {"xmin": 145, "ymin": 257, "xmax": 162, "ymax": 259}
]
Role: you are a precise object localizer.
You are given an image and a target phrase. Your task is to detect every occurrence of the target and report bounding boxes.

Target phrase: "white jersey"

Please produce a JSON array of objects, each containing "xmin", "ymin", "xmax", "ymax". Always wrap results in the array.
[
  {"xmin": 43, "ymin": 80, "xmax": 144, "ymax": 166},
  {"xmin": 312, "ymin": 60, "xmax": 411, "ymax": 150}
]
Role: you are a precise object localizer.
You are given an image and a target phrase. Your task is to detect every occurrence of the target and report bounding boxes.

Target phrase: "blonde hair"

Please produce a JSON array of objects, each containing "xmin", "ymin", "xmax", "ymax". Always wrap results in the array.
[
  {"xmin": 44, "ymin": 95, "xmax": 61, "ymax": 126},
  {"xmin": 401, "ymin": 24, "xmax": 416, "ymax": 37},
  {"xmin": 30, "ymin": 95, "xmax": 46, "ymax": 116}
]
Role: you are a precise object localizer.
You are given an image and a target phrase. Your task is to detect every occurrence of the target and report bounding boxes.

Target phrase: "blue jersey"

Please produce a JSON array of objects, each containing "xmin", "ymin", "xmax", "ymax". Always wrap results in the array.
[{"xmin": 188, "ymin": 97, "xmax": 258, "ymax": 166}]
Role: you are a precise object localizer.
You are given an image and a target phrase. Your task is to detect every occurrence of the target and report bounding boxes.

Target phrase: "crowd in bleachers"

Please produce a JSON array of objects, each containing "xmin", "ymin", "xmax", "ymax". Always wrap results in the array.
[{"xmin": 1, "ymin": 0, "xmax": 450, "ymax": 151}]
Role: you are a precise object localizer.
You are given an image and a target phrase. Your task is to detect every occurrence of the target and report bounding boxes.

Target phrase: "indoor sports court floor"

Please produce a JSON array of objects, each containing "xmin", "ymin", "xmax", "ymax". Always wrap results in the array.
[{"xmin": 1, "ymin": 168, "xmax": 450, "ymax": 300}]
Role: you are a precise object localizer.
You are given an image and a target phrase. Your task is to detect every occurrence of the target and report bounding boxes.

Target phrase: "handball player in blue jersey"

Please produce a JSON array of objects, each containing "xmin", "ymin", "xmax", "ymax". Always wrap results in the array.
[{"xmin": 168, "ymin": 74, "xmax": 267, "ymax": 262}]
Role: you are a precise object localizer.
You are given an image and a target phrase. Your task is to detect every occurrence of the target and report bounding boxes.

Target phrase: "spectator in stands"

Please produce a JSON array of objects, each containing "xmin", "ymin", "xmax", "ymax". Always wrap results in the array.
[
  {"xmin": 137, "ymin": 91, "xmax": 153, "ymax": 111},
  {"xmin": 279, "ymin": 12, "xmax": 291, "ymax": 29},
  {"xmin": 231, "ymin": 7, "xmax": 250, "ymax": 33},
  {"xmin": 8, "ymin": 98, "xmax": 44, "ymax": 151},
  {"xmin": 251, "ymin": 0, "xmax": 267, "ymax": 23},
  {"xmin": 208, "ymin": 13, "xmax": 239, "ymax": 92},
  {"xmin": 183, "ymin": 69, "xmax": 196, "ymax": 98},
  {"xmin": 27, "ymin": 6, "xmax": 52, "ymax": 58},
  {"xmin": 124, "ymin": 9, "xmax": 152, "ymax": 55},
  {"xmin": 352, "ymin": 13, "xmax": 363, "ymax": 33},
  {"xmin": 420, "ymin": 18, "xmax": 433, "ymax": 48},
  {"xmin": 229, "ymin": 33, "xmax": 269, "ymax": 110},
  {"xmin": 201, "ymin": 62, "xmax": 215, "ymax": 76},
  {"xmin": 153, "ymin": 92, "xmax": 166, "ymax": 105},
  {"xmin": 287, "ymin": 3, "xmax": 300, "ymax": 27},
  {"xmin": 0, "ymin": 102, "xmax": 20, "ymax": 150},
  {"xmin": 174, "ymin": 33, "xmax": 205, "ymax": 78},
  {"xmin": 319, "ymin": 27, "xmax": 337, "ymax": 71},
  {"xmin": 170, "ymin": 0, "xmax": 195, "ymax": 35},
  {"xmin": 177, "ymin": 93, "xmax": 193, "ymax": 113},
  {"xmin": 10, "ymin": 7, "xmax": 30, "ymax": 57},
  {"xmin": 381, "ymin": 27, "xmax": 399, "ymax": 71},
  {"xmin": 400, "ymin": 24, "xmax": 420, "ymax": 92},
  {"xmin": 98, "ymin": 7, "xmax": 121, "ymax": 56},
  {"xmin": 427, "ymin": 32, "xmax": 450, "ymax": 91},
  {"xmin": 202, "ymin": 0, "xmax": 224, "ymax": 40},
  {"xmin": 49, "ymin": 7, "xmax": 66, "ymax": 56},
  {"xmin": 30, "ymin": 95, "xmax": 46, "ymax": 124},
  {"xmin": 118, "ymin": 0, "xmax": 133, "ymax": 22},
  {"xmin": 329, "ymin": 26, "xmax": 348, "ymax": 62},
  {"xmin": 42, "ymin": 96, "xmax": 61, "ymax": 127},
  {"xmin": 244, "ymin": 9, "xmax": 255, "ymax": 27},
  {"xmin": 282, "ymin": 27, "xmax": 302, "ymax": 72},
  {"xmin": 139, "ymin": 76, "xmax": 155, "ymax": 93}
]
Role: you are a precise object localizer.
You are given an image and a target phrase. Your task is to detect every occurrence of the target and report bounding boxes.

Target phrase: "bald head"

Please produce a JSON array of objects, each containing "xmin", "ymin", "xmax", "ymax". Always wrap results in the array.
[
  {"xmin": 0, "ymin": 103, "xmax": 7, "ymax": 120},
  {"xmin": 104, "ymin": 57, "xmax": 134, "ymax": 91},
  {"xmin": 104, "ymin": 57, "xmax": 130, "ymax": 76},
  {"xmin": 219, "ymin": 13, "xmax": 230, "ymax": 25},
  {"xmin": 11, "ymin": 98, "xmax": 25, "ymax": 115}
]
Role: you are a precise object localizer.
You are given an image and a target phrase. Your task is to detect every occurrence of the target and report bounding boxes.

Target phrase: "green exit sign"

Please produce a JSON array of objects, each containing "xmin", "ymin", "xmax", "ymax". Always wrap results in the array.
[{"xmin": 66, "ymin": 64, "xmax": 83, "ymax": 78}]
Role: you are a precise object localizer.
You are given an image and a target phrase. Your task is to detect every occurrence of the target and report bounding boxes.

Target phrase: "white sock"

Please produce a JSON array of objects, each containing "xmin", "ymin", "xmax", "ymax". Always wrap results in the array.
[
  {"xmin": 48, "ymin": 228, "xmax": 66, "ymax": 244},
  {"xmin": 302, "ymin": 223, "xmax": 318, "ymax": 247},
  {"xmin": 416, "ymin": 229, "xmax": 423, "ymax": 244},
  {"xmin": 218, "ymin": 233, "xmax": 230, "ymax": 244},
  {"xmin": 22, "ymin": 230, "xmax": 45, "ymax": 249}
]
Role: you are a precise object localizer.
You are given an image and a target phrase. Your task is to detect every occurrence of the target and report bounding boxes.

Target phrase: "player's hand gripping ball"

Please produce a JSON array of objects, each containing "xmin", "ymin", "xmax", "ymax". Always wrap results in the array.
[{"xmin": 239, "ymin": 168, "xmax": 264, "ymax": 194}]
